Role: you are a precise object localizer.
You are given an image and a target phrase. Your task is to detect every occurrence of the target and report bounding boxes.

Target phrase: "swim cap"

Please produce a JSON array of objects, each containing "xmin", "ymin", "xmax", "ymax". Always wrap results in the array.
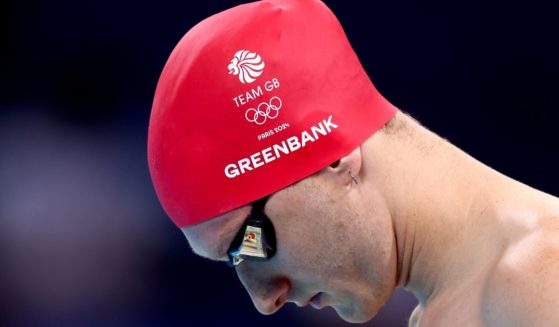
[{"xmin": 148, "ymin": 0, "xmax": 397, "ymax": 227}]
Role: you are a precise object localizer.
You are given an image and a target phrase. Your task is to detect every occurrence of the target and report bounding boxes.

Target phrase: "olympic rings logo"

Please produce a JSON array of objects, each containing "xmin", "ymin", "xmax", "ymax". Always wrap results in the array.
[{"xmin": 245, "ymin": 96, "xmax": 282, "ymax": 125}]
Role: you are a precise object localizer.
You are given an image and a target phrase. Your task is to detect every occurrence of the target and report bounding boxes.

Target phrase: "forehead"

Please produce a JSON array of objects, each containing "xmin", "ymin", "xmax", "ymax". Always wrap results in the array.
[{"xmin": 181, "ymin": 205, "xmax": 251, "ymax": 260}]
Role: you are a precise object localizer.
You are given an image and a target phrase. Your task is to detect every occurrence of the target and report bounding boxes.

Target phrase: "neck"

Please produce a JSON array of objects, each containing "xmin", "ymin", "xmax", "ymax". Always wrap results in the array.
[{"xmin": 362, "ymin": 112, "xmax": 552, "ymax": 305}]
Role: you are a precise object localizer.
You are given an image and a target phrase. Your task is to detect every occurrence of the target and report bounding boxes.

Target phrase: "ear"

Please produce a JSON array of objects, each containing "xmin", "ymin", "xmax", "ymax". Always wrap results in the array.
[{"xmin": 324, "ymin": 146, "xmax": 363, "ymax": 187}]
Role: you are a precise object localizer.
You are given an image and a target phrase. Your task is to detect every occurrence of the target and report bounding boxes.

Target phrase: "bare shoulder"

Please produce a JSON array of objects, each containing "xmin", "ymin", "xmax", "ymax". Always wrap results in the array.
[{"xmin": 482, "ymin": 227, "xmax": 559, "ymax": 326}]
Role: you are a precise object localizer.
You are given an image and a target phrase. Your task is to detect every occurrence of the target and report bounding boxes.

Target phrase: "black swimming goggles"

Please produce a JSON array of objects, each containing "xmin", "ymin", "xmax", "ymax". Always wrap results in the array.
[{"xmin": 227, "ymin": 196, "xmax": 277, "ymax": 267}]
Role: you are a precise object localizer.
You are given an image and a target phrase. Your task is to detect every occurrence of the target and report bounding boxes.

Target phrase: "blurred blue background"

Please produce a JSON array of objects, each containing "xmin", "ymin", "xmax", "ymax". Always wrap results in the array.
[{"xmin": 1, "ymin": 0, "xmax": 557, "ymax": 326}]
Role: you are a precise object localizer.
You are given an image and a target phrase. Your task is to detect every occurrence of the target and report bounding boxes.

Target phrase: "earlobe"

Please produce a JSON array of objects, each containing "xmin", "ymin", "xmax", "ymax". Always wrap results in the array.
[
  {"xmin": 325, "ymin": 146, "xmax": 363, "ymax": 186},
  {"xmin": 349, "ymin": 171, "xmax": 359, "ymax": 184}
]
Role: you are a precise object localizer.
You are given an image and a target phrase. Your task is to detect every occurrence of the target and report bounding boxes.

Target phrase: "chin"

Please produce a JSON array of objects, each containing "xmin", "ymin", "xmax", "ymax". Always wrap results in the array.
[{"xmin": 334, "ymin": 303, "xmax": 379, "ymax": 324}]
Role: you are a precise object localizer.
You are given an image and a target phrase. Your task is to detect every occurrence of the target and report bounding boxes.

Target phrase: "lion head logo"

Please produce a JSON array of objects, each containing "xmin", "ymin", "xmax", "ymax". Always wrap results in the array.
[{"xmin": 228, "ymin": 50, "xmax": 265, "ymax": 84}]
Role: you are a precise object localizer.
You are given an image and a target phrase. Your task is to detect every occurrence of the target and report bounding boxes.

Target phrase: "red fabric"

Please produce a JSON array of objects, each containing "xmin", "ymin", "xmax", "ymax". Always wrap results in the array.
[{"xmin": 148, "ymin": 0, "xmax": 397, "ymax": 227}]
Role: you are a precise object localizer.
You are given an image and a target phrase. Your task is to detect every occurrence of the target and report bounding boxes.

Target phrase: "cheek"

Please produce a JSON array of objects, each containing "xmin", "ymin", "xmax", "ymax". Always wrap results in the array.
[
  {"xmin": 278, "ymin": 193, "xmax": 396, "ymax": 291},
  {"xmin": 269, "ymin": 179, "xmax": 396, "ymax": 282},
  {"xmin": 272, "ymin": 198, "xmax": 360, "ymax": 277}
]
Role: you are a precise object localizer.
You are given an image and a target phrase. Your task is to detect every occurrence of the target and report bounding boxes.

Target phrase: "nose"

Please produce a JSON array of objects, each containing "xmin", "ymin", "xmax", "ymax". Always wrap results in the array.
[
  {"xmin": 251, "ymin": 278, "xmax": 290, "ymax": 315},
  {"xmin": 236, "ymin": 266, "xmax": 290, "ymax": 315}
]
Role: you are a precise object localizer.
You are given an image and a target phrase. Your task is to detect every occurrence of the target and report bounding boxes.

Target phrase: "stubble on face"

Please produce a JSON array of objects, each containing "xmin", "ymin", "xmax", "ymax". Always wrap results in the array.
[{"xmin": 265, "ymin": 173, "xmax": 398, "ymax": 322}]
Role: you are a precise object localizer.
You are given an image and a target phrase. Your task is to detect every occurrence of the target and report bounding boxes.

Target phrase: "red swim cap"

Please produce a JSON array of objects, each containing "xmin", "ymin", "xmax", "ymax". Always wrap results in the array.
[{"xmin": 148, "ymin": 0, "xmax": 397, "ymax": 227}]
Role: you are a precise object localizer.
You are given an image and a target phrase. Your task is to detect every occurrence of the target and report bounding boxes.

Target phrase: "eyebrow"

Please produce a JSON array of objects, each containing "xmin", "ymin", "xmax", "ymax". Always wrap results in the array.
[
  {"xmin": 208, "ymin": 200, "xmax": 262, "ymax": 262},
  {"xmin": 189, "ymin": 242, "xmax": 228, "ymax": 262},
  {"xmin": 215, "ymin": 240, "xmax": 233, "ymax": 262},
  {"xmin": 214, "ymin": 213, "xmax": 250, "ymax": 261}
]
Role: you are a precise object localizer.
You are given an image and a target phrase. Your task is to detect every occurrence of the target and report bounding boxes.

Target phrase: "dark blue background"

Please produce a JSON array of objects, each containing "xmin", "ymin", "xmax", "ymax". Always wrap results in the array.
[{"xmin": 1, "ymin": 0, "xmax": 557, "ymax": 326}]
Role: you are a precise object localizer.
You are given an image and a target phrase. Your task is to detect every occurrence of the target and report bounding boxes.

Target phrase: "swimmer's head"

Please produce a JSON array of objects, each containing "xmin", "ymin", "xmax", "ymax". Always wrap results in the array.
[{"xmin": 148, "ymin": 0, "xmax": 397, "ymax": 227}]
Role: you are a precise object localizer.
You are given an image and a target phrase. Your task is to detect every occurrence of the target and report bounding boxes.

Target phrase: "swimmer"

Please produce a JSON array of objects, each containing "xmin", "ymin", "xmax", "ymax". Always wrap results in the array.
[{"xmin": 148, "ymin": 1, "xmax": 559, "ymax": 325}]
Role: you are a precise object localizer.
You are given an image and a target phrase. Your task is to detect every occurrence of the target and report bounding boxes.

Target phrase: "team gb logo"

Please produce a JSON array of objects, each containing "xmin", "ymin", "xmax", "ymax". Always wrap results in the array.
[{"xmin": 228, "ymin": 50, "xmax": 265, "ymax": 84}]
